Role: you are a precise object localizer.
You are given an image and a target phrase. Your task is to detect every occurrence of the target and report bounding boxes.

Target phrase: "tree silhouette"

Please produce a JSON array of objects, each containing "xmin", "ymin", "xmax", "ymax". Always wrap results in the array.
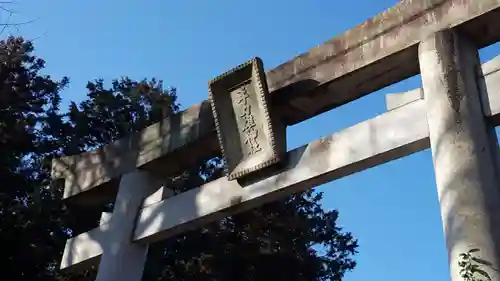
[{"xmin": 0, "ymin": 36, "xmax": 358, "ymax": 281}]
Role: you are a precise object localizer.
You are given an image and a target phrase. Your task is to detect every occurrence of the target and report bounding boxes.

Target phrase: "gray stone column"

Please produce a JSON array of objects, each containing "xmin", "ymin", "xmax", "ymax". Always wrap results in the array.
[
  {"xmin": 419, "ymin": 30, "xmax": 500, "ymax": 281},
  {"xmin": 95, "ymin": 170, "xmax": 161, "ymax": 281}
]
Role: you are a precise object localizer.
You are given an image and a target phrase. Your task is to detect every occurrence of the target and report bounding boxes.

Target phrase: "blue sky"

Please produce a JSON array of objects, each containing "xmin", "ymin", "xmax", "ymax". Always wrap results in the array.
[{"xmin": 9, "ymin": 0, "xmax": 500, "ymax": 281}]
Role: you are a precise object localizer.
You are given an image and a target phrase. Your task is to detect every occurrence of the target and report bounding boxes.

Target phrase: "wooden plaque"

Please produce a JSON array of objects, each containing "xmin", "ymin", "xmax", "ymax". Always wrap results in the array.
[{"xmin": 208, "ymin": 57, "xmax": 285, "ymax": 180}]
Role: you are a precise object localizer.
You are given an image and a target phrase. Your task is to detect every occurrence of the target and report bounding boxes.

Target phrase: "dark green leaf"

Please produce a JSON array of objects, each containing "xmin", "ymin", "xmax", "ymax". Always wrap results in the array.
[
  {"xmin": 472, "ymin": 257, "xmax": 493, "ymax": 266},
  {"xmin": 475, "ymin": 268, "xmax": 492, "ymax": 281}
]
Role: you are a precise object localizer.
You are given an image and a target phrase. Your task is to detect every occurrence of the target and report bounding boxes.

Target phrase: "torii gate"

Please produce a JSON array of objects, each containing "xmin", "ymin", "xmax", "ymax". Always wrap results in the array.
[{"xmin": 51, "ymin": 1, "xmax": 500, "ymax": 281}]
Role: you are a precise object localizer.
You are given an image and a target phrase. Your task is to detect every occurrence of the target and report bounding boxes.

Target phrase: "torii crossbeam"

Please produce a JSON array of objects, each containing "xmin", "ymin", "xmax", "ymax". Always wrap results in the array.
[{"xmin": 51, "ymin": 1, "xmax": 500, "ymax": 281}]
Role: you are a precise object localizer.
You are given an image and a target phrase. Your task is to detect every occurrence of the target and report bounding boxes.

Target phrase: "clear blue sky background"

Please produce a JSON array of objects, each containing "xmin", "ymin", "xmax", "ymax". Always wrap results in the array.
[{"xmin": 8, "ymin": 1, "xmax": 500, "ymax": 281}]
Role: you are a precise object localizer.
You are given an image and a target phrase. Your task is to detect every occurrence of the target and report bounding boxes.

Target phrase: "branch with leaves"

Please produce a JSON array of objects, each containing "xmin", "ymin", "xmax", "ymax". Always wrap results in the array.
[{"xmin": 459, "ymin": 248, "xmax": 493, "ymax": 281}]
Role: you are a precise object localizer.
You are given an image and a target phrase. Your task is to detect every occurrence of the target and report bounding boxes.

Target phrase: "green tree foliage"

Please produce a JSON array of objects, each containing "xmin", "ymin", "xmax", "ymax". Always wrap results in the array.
[
  {"xmin": 0, "ymin": 36, "xmax": 70, "ymax": 281},
  {"xmin": 458, "ymin": 248, "xmax": 493, "ymax": 281},
  {"xmin": 0, "ymin": 36, "xmax": 358, "ymax": 281}
]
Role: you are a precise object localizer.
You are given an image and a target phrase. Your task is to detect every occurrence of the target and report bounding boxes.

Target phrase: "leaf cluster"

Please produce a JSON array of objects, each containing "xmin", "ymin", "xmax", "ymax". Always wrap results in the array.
[{"xmin": 458, "ymin": 248, "xmax": 492, "ymax": 281}]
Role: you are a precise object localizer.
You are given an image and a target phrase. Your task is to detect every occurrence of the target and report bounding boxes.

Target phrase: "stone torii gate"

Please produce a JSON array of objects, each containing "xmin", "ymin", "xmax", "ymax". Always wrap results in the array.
[{"xmin": 51, "ymin": 1, "xmax": 500, "ymax": 280}]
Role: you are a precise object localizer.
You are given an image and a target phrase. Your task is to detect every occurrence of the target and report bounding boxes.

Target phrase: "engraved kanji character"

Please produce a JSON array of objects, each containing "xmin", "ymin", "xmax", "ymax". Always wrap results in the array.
[
  {"xmin": 240, "ymin": 103, "xmax": 252, "ymax": 118},
  {"xmin": 244, "ymin": 129, "xmax": 262, "ymax": 155},
  {"xmin": 242, "ymin": 113, "xmax": 257, "ymax": 133},
  {"xmin": 236, "ymin": 86, "xmax": 250, "ymax": 105}
]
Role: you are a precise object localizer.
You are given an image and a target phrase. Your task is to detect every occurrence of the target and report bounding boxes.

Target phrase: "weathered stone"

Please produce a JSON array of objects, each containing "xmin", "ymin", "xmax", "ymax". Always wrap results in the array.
[
  {"xmin": 133, "ymin": 99, "xmax": 430, "ymax": 244},
  {"xmin": 419, "ymin": 30, "xmax": 500, "ymax": 281},
  {"xmin": 56, "ymin": 52, "xmax": 500, "ymax": 271},
  {"xmin": 60, "ymin": 186, "xmax": 173, "ymax": 272},
  {"xmin": 385, "ymin": 89, "xmax": 423, "ymax": 111},
  {"xmin": 385, "ymin": 55, "xmax": 500, "ymax": 114},
  {"xmin": 208, "ymin": 57, "xmax": 285, "ymax": 180},
  {"xmin": 51, "ymin": 101, "xmax": 218, "ymax": 206},
  {"xmin": 51, "ymin": 0, "xmax": 500, "ymax": 205},
  {"xmin": 480, "ymin": 54, "xmax": 500, "ymax": 124},
  {"xmin": 94, "ymin": 170, "xmax": 159, "ymax": 281},
  {"xmin": 54, "ymin": 1, "xmax": 500, "ymax": 279},
  {"xmin": 59, "ymin": 53, "xmax": 500, "ymax": 270},
  {"xmin": 60, "ymin": 222, "xmax": 109, "ymax": 272}
]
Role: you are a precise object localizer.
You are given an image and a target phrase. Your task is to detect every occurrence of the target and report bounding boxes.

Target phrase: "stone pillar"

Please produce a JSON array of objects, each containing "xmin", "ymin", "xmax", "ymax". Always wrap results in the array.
[
  {"xmin": 95, "ymin": 170, "xmax": 160, "ymax": 281},
  {"xmin": 419, "ymin": 30, "xmax": 500, "ymax": 281}
]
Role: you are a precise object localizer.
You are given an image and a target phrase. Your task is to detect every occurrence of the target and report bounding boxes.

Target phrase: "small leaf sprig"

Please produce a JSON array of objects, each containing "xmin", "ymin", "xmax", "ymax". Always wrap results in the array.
[{"xmin": 458, "ymin": 248, "xmax": 492, "ymax": 281}]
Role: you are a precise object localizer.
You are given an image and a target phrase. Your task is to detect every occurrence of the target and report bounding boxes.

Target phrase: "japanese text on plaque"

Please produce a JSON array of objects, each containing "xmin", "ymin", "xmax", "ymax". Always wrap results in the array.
[{"xmin": 235, "ymin": 83, "xmax": 262, "ymax": 156}]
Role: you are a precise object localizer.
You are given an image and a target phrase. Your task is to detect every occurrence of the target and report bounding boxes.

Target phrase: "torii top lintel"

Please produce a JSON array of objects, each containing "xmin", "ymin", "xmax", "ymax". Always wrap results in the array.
[{"xmin": 51, "ymin": 0, "xmax": 500, "ymax": 206}]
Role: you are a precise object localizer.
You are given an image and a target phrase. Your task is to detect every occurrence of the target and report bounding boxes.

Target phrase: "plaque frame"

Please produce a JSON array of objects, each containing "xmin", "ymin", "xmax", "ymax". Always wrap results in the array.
[{"xmin": 208, "ymin": 57, "xmax": 285, "ymax": 181}]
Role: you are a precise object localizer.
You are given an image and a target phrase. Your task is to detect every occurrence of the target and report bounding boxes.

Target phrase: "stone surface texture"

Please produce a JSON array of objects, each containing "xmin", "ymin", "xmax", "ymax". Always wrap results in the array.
[
  {"xmin": 51, "ymin": 0, "xmax": 500, "ymax": 206},
  {"xmin": 386, "ymin": 89, "xmax": 424, "ymax": 111},
  {"xmin": 60, "ymin": 186, "xmax": 173, "ymax": 271},
  {"xmin": 93, "ymin": 170, "xmax": 166, "ymax": 281},
  {"xmin": 53, "ymin": 0, "xmax": 500, "ymax": 279},
  {"xmin": 419, "ymin": 30, "xmax": 500, "ymax": 281},
  {"xmin": 60, "ymin": 54, "xmax": 500, "ymax": 272},
  {"xmin": 133, "ymin": 100, "xmax": 430, "ymax": 243},
  {"xmin": 208, "ymin": 57, "xmax": 285, "ymax": 180}
]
